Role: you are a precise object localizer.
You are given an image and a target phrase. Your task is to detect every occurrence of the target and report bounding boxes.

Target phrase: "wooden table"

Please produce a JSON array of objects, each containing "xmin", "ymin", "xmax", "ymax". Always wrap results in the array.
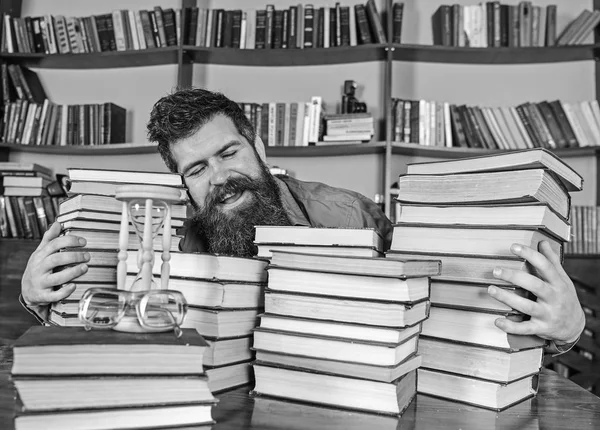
[{"xmin": 1, "ymin": 346, "xmax": 599, "ymax": 430}]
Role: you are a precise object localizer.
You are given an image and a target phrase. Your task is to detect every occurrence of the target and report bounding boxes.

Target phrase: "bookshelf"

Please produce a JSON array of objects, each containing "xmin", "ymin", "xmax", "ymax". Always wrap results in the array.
[{"xmin": 1, "ymin": 0, "xmax": 599, "ymax": 211}]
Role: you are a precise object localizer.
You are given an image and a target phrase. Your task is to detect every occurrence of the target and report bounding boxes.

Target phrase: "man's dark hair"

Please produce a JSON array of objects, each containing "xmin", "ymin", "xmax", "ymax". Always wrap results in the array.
[{"xmin": 147, "ymin": 88, "xmax": 255, "ymax": 173}]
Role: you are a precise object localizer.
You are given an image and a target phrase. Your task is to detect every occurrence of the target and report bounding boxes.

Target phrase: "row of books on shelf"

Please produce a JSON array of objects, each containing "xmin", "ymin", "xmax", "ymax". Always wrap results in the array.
[
  {"xmin": 392, "ymin": 98, "xmax": 600, "ymax": 150},
  {"xmin": 434, "ymin": 3, "xmax": 597, "ymax": 48},
  {"xmin": 181, "ymin": 0, "xmax": 394, "ymax": 50},
  {"xmin": 0, "ymin": 1, "xmax": 396, "ymax": 55},
  {"xmin": 565, "ymin": 205, "xmax": 600, "ymax": 255},
  {"xmin": 2, "ymin": 100, "xmax": 127, "ymax": 147},
  {"xmin": 0, "ymin": 64, "xmax": 127, "ymax": 146}
]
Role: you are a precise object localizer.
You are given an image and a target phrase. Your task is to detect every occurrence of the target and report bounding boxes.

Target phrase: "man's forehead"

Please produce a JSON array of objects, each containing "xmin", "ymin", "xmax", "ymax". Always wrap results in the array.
[{"xmin": 194, "ymin": 115, "xmax": 243, "ymax": 142}]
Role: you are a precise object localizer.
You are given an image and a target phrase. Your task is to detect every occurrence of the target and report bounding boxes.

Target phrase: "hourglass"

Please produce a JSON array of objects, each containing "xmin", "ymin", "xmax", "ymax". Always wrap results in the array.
[{"xmin": 80, "ymin": 184, "xmax": 186, "ymax": 334}]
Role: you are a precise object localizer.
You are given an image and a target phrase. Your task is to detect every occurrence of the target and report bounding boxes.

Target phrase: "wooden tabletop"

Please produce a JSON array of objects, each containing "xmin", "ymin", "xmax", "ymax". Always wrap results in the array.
[{"xmin": 1, "ymin": 345, "xmax": 599, "ymax": 430}]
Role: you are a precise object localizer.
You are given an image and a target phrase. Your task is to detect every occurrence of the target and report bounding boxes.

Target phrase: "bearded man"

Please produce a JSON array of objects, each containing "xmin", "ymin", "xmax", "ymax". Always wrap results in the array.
[{"xmin": 20, "ymin": 88, "xmax": 585, "ymax": 356}]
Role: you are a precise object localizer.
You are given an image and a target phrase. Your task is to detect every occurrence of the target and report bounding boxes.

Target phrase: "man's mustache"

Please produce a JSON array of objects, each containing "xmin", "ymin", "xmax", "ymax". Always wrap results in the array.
[{"xmin": 204, "ymin": 176, "xmax": 260, "ymax": 209}]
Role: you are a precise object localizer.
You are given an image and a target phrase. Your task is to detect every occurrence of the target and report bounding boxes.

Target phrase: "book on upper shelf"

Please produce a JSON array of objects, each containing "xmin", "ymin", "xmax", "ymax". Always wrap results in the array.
[{"xmin": 11, "ymin": 326, "xmax": 209, "ymax": 376}]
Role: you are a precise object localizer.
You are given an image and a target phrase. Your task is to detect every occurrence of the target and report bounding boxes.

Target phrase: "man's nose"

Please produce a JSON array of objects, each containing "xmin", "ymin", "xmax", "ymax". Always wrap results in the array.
[{"xmin": 209, "ymin": 162, "xmax": 230, "ymax": 186}]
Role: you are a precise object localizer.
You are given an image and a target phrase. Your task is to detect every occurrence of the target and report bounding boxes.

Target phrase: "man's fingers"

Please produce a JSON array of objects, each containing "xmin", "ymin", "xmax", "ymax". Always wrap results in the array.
[
  {"xmin": 39, "ymin": 222, "xmax": 62, "ymax": 246},
  {"xmin": 492, "ymin": 267, "xmax": 547, "ymax": 298},
  {"xmin": 41, "ymin": 283, "xmax": 78, "ymax": 304},
  {"xmin": 509, "ymin": 243, "xmax": 562, "ymax": 286},
  {"xmin": 45, "ymin": 264, "xmax": 88, "ymax": 288},
  {"xmin": 494, "ymin": 317, "xmax": 537, "ymax": 336},
  {"xmin": 37, "ymin": 235, "xmax": 87, "ymax": 260},
  {"xmin": 538, "ymin": 240, "xmax": 572, "ymax": 286},
  {"xmin": 488, "ymin": 286, "xmax": 541, "ymax": 317},
  {"xmin": 42, "ymin": 251, "xmax": 91, "ymax": 273}
]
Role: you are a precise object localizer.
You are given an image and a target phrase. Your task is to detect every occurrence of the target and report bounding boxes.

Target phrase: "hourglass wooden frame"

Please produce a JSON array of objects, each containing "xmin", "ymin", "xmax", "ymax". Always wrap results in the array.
[{"xmin": 115, "ymin": 184, "xmax": 183, "ymax": 292}]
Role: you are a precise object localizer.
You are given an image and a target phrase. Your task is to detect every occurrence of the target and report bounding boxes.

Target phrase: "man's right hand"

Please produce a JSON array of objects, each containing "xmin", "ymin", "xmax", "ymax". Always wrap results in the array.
[{"xmin": 21, "ymin": 222, "xmax": 90, "ymax": 308}]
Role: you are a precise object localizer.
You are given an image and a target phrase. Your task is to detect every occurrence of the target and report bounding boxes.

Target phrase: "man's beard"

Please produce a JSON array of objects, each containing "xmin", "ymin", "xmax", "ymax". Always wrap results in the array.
[{"xmin": 189, "ymin": 163, "xmax": 291, "ymax": 257}]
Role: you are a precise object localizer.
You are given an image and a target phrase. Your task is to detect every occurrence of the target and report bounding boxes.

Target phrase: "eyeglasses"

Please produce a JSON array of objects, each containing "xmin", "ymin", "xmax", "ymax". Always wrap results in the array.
[{"xmin": 78, "ymin": 288, "xmax": 188, "ymax": 337}]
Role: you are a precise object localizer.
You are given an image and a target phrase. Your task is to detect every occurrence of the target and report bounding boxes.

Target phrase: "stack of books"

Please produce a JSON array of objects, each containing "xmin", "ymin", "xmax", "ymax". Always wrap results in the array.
[
  {"xmin": 387, "ymin": 148, "xmax": 582, "ymax": 410},
  {"xmin": 49, "ymin": 168, "xmax": 187, "ymax": 326},
  {"xmin": 253, "ymin": 225, "xmax": 385, "ymax": 258},
  {"xmin": 0, "ymin": 162, "xmax": 58, "ymax": 239},
  {"xmin": 322, "ymin": 113, "xmax": 374, "ymax": 145},
  {"xmin": 11, "ymin": 326, "xmax": 216, "ymax": 430},
  {"xmin": 122, "ymin": 251, "xmax": 269, "ymax": 393},
  {"xmin": 252, "ymin": 249, "xmax": 440, "ymax": 415}
]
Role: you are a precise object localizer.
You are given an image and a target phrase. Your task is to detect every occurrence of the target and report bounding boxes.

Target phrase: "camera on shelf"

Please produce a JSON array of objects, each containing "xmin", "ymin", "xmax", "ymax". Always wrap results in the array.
[{"xmin": 341, "ymin": 80, "xmax": 367, "ymax": 114}]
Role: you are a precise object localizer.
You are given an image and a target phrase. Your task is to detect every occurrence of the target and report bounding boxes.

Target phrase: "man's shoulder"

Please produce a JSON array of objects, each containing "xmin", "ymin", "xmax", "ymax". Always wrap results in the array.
[{"xmin": 277, "ymin": 175, "xmax": 367, "ymax": 205}]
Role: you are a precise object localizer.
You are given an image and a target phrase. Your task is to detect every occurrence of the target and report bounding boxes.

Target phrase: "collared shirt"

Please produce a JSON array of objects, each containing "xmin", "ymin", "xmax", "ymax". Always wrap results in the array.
[{"xmin": 178, "ymin": 175, "xmax": 394, "ymax": 253}]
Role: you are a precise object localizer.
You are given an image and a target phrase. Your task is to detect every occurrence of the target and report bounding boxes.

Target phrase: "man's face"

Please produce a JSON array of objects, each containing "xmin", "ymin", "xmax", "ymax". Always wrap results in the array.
[{"xmin": 170, "ymin": 114, "xmax": 290, "ymax": 256}]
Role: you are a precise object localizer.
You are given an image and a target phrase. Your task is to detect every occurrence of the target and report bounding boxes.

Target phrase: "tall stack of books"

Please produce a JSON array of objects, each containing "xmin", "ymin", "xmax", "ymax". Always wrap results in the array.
[
  {"xmin": 252, "ymin": 248, "xmax": 440, "ymax": 415},
  {"xmin": 387, "ymin": 148, "xmax": 582, "ymax": 410},
  {"xmin": 49, "ymin": 168, "xmax": 188, "ymax": 327},
  {"xmin": 11, "ymin": 326, "xmax": 216, "ymax": 430},
  {"xmin": 0, "ymin": 162, "xmax": 58, "ymax": 239},
  {"xmin": 254, "ymin": 225, "xmax": 385, "ymax": 258},
  {"xmin": 122, "ymin": 252, "xmax": 269, "ymax": 393}
]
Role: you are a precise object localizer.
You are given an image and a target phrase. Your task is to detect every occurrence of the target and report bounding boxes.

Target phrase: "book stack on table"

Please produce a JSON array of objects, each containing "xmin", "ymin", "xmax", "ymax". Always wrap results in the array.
[
  {"xmin": 49, "ymin": 168, "xmax": 188, "ymax": 327},
  {"xmin": 11, "ymin": 327, "xmax": 216, "ymax": 430},
  {"xmin": 251, "ymin": 248, "xmax": 441, "ymax": 415},
  {"xmin": 387, "ymin": 148, "xmax": 583, "ymax": 410}
]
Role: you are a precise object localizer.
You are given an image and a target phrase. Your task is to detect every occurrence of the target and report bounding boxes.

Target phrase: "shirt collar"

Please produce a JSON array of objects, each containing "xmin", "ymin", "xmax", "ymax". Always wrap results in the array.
[{"xmin": 275, "ymin": 176, "xmax": 310, "ymax": 226}]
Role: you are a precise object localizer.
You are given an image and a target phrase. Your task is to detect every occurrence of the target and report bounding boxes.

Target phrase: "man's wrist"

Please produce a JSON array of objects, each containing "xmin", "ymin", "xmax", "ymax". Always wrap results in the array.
[{"xmin": 19, "ymin": 294, "xmax": 50, "ymax": 325}]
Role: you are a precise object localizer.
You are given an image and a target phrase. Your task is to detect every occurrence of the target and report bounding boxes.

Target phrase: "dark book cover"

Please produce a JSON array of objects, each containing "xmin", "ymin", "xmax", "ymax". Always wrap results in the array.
[
  {"xmin": 536, "ymin": 101, "xmax": 568, "ymax": 148},
  {"xmin": 365, "ymin": 0, "xmax": 387, "ymax": 43},
  {"xmin": 148, "ymin": 11, "xmax": 162, "ymax": 48},
  {"xmin": 432, "ymin": 5, "xmax": 452, "ymax": 46},
  {"xmin": 162, "ymin": 8, "xmax": 178, "ymax": 47},
  {"xmin": 500, "ymin": 4, "xmax": 509, "ymax": 46},
  {"xmin": 303, "ymin": 5, "xmax": 314, "ymax": 48},
  {"xmin": 16, "ymin": 196, "xmax": 33, "ymax": 239},
  {"xmin": 265, "ymin": 5, "xmax": 275, "ymax": 49},
  {"xmin": 139, "ymin": 10, "xmax": 155, "ymax": 49},
  {"xmin": 508, "ymin": 5, "xmax": 519, "ymax": 47},
  {"xmin": 545, "ymin": 5, "xmax": 557, "ymax": 46},
  {"xmin": 393, "ymin": 2, "xmax": 404, "ymax": 44},
  {"xmin": 330, "ymin": 7, "xmax": 337, "ymax": 47},
  {"xmin": 103, "ymin": 102, "xmax": 126, "ymax": 144},
  {"xmin": 409, "ymin": 100, "xmax": 420, "ymax": 144},
  {"xmin": 153, "ymin": 6, "xmax": 167, "ymax": 47},
  {"xmin": 187, "ymin": 7, "xmax": 199, "ymax": 45},
  {"xmin": 232, "ymin": 10, "xmax": 242, "ymax": 48},
  {"xmin": 340, "ymin": 7, "xmax": 350, "ymax": 46},
  {"xmin": 214, "ymin": 9, "xmax": 224, "ymax": 48},
  {"xmin": 312, "ymin": 8, "xmax": 320, "ymax": 48},
  {"xmin": 548, "ymin": 100, "xmax": 578, "ymax": 147},
  {"xmin": 272, "ymin": 9, "xmax": 283, "ymax": 49},
  {"xmin": 103, "ymin": 14, "xmax": 117, "ymax": 51},
  {"xmin": 7, "ymin": 196, "xmax": 24, "ymax": 238},
  {"xmin": 255, "ymin": 10, "xmax": 267, "ymax": 49},
  {"xmin": 472, "ymin": 106, "xmax": 498, "ymax": 149},
  {"xmin": 515, "ymin": 104, "xmax": 542, "ymax": 148},
  {"xmin": 222, "ymin": 10, "xmax": 234, "ymax": 48},
  {"xmin": 14, "ymin": 326, "xmax": 209, "ymax": 349},
  {"xmin": 30, "ymin": 17, "xmax": 45, "ymax": 53},
  {"xmin": 486, "ymin": 2, "xmax": 494, "ymax": 47}
]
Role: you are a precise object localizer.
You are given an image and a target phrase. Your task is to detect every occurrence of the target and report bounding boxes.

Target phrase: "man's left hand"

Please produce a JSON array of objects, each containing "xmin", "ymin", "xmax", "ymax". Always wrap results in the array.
[{"xmin": 487, "ymin": 240, "xmax": 585, "ymax": 346}]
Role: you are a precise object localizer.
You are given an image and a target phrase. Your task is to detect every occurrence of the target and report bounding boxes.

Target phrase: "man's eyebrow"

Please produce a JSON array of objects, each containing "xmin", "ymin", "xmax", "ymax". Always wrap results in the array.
[{"xmin": 181, "ymin": 140, "xmax": 243, "ymax": 175}]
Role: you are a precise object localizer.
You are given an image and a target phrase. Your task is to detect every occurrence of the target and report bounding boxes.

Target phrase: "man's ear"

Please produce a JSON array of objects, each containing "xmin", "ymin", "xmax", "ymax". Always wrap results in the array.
[{"xmin": 255, "ymin": 135, "xmax": 267, "ymax": 164}]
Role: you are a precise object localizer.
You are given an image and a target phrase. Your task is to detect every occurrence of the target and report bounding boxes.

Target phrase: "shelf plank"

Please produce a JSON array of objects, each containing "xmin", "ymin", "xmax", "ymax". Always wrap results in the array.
[
  {"xmin": 391, "ymin": 44, "xmax": 600, "ymax": 64},
  {"xmin": 266, "ymin": 143, "xmax": 385, "ymax": 157},
  {"xmin": 391, "ymin": 142, "xmax": 599, "ymax": 158},
  {"xmin": 0, "ymin": 142, "xmax": 159, "ymax": 155},
  {"xmin": 0, "ymin": 47, "xmax": 180, "ymax": 69},
  {"xmin": 184, "ymin": 44, "xmax": 387, "ymax": 66}
]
